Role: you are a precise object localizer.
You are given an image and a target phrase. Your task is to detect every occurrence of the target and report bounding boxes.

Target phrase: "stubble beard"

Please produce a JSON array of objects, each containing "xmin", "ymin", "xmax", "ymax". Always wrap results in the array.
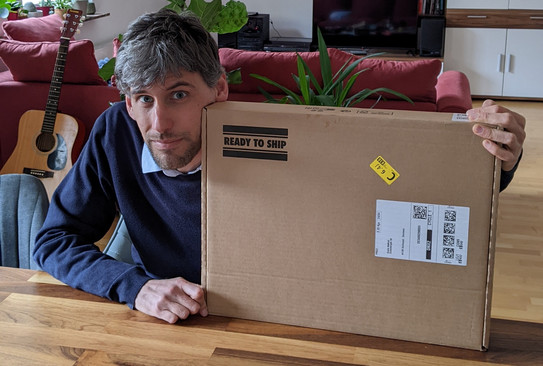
[{"xmin": 147, "ymin": 134, "xmax": 201, "ymax": 171}]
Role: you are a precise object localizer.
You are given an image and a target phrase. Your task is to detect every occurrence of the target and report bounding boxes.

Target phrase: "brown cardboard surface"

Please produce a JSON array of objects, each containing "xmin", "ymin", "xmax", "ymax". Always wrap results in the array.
[{"xmin": 202, "ymin": 101, "xmax": 500, "ymax": 350}]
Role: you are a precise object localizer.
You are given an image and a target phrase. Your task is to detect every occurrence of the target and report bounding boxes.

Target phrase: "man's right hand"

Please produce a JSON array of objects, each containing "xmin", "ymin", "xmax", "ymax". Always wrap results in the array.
[{"xmin": 134, "ymin": 277, "xmax": 208, "ymax": 323}]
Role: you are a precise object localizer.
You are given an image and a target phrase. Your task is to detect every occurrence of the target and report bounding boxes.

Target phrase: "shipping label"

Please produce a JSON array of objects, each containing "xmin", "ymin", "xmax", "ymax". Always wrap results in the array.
[{"xmin": 375, "ymin": 199, "xmax": 469, "ymax": 266}]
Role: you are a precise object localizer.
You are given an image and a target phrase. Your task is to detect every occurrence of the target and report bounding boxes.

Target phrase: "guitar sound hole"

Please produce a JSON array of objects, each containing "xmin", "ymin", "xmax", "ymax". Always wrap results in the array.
[{"xmin": 36, "ymin": 133, "xmax": 56, "ymax": 153}]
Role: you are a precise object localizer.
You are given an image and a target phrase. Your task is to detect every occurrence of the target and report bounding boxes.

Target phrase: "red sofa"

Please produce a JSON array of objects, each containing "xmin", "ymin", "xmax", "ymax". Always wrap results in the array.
[
  {"xmin": 0, "ymin": 15, "xmax": 121, "ymax": 169},
  {"xmin": 219, "ymin": 47, "xmax": 472, "ymax": 113}
]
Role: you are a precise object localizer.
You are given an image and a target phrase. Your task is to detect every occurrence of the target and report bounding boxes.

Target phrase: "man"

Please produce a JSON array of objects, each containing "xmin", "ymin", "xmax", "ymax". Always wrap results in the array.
[{"xmin": 33, "ymin": 10, "xmax": 526, "ymax": 324}]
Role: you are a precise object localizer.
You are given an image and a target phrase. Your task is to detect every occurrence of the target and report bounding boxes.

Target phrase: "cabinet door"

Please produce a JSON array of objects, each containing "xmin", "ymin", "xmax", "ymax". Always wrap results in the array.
[
  {"xmin": 444, "ymin": 28, "xmax": 507, "ymax": 96},
  {"xmin": 502, "ymin": 29, "xmax": 543, "ymax": 97},
  {"xmin": 508, "ymin": 0, "xmax": 543, "ymax": 10},
  {"xmin": 446, "ymin": 0, "xmax": 508, "ymax": 9}
]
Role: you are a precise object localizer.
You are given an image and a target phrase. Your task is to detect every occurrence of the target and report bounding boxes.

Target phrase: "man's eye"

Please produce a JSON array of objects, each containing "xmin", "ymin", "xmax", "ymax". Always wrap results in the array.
[
  {"xmin": 138, "ymin": 95, "xmax": 153, "ymax": 103},
  {"xmin": 173, "ymin": 91, "xmax": 187, "ymax": 100}
]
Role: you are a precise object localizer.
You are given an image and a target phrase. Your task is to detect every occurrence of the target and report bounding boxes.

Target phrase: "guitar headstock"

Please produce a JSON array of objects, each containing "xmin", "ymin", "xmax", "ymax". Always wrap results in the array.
[{"xmin": 61, "ymin": 9, "xmax": 83, "ymax": 40}]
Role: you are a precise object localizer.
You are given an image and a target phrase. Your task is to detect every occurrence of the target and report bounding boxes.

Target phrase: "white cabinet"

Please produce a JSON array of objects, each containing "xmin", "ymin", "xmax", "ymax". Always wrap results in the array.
[
  {"xmin": 444, "ymin": 2, "xmax": 543, "ymax": 98},
  {"xmin": 447, "ymin": 0, "xmax": 543, "ymax": 10},
  {"xmin": 447, "ymin": 0, "xmax": 508, "ymax": 9},
  {"xmin": 444, "ymin": 28, "xmax": 543, "ymax": 98},
  {"xmin": 444, "ymin": 28, "xmax": 505, "ymax": 96},
  {"xmin": 502, "ymin": 29, "xmax": 543, "ymax": 97},
  {"xmin": 509, "ymin": 0, "xmax": 543, "ymax": 10}
]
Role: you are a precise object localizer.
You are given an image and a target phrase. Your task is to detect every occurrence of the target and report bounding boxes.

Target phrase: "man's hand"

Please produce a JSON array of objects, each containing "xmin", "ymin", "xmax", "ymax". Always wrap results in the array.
[
  {"xmin": 134, "ymin": 277, "xmax": 208, "ymax": 324},
  {"xmin": 467, "ymin": 99, "xmax": 526, "ymax": 172}
]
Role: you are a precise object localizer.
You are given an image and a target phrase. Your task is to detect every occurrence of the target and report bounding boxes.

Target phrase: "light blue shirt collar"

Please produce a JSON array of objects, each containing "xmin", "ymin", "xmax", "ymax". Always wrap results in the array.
[{"xmin": 141, "ymin": 143, "xmax": 201, "ymax": 177}]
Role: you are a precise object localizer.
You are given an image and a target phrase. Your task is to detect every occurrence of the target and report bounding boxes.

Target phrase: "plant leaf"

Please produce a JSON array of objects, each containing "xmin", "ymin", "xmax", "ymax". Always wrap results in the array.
[
  {"xmin": 251, "ymin": 73, "xmax": 302, "ymax": 104},
  {"xmin": 314, "ymin": 94, "xmax": 336, "ymax": 106},
  {"xmin": 296, "ymin": 56, "xmax": 311, "ymax": 104},
  {"xmin": 98, "ymin": 58, "xmax": 116, "ymax": 83},
  {"xmin": 226, "ymin": 68, "xmax": 242, "ymax": 85},
  {"xmin": 257, "ymin": 86, "xmax": 283, "ymax": 104},
  {"xmin": 337, "ymin": 73, "xmax": 360, "ymax": 106},
  {"xmin": 317, "ymin": 28, "xmax": 332, "ymax": 87},
  {"xmin": 296, "ymin": 55, "xmax": 322, "ymax": 95},
  {"xmin": 187, "ymin": 0, "xmax": 222, "ymax": 31},
  {"xmin": 346, "ymin": 87, "xmax": 414, "ymax": 107}
]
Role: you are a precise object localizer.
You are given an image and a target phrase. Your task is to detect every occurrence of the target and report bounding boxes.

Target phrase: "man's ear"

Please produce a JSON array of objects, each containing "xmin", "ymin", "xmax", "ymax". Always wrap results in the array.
[{"xmin": 215, "ymin": 73, "xmax": 229, "ymax": 102}]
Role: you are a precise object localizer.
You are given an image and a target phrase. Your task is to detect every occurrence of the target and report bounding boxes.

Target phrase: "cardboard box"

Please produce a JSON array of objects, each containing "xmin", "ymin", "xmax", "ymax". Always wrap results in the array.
[{"xmin": 201, "ymin": 101, "xmax": 501, "ymax": 350}]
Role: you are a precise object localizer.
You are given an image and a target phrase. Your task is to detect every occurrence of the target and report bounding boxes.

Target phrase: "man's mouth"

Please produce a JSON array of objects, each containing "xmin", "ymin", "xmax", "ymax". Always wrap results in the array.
[{"xmin": 150, "ymin": 138, "xmax": 183, "ymax": 151}]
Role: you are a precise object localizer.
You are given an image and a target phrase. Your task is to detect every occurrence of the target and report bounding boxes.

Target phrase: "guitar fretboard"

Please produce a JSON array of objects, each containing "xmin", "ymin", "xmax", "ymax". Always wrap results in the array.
[{"xmin": 42, "ymin": 37, "xmax": 70, "ymax": 135}]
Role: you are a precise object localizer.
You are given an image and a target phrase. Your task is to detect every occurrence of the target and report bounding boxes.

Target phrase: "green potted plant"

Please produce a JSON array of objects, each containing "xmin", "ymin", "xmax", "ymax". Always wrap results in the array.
[
  {"xmin": 2, "ymin": 1, "xmax": 21, "ymax": 20},
  {"xmin": 37, "ymin": 0, "xmax": 54, "ymax": 16},
  {"xmin": 0, "ymin": 0, "xmax": 13, "ymax": 19},
  {"xmin": 250, "ymin": 28, "xmax": 413, "ymax": 108},
  {"xmin": 164, "ymin": 0, "xmax": 248, "ymax": 34},
  {"xmin": 52, "ymin": 0, "xmax": 72, "ymax": 17}
]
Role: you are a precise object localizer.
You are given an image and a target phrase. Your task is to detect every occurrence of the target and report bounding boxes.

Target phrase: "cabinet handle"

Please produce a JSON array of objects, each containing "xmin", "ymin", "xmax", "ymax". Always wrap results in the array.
[
  {"xmin": 506, "ymin": 54, "xmax": 512, "ymax": 73},
  {"xmin": 497, "ymin": 54, "xmax": 505, "ymax": 73},
  {"xmin": 530, "ymin": 16, "xmax": 543, "ymax": 20},
  {"xmin": 467, "ymin": 15, "xmax": 488, "ymax": 19}
]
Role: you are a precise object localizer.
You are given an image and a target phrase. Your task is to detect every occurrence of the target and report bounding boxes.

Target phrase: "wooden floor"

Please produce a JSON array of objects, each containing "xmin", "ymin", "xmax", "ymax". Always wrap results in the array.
[{"xmin": 475, "ymin": 100, "xmax": 543, "ymax": 324}]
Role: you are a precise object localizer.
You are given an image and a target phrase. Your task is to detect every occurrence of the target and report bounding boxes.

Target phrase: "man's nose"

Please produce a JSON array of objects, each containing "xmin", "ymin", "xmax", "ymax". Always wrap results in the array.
[{"xmin": 152, "ymin": 102, "xmax": 174, "ymax": 133}]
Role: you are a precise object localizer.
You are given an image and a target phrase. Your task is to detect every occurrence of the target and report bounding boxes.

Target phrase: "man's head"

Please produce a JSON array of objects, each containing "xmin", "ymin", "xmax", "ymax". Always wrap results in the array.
[
  {"xmin": 115, "ymin": 10, "xmax": 228, "ymax": 173},
  {"xmin": 115, "ymin": 9, "xmax": 224, "ymax": 95}
]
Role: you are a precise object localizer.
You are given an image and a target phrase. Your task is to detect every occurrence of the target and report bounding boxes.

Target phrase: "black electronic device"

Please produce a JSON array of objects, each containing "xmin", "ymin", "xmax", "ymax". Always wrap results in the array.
[
  {"xmin": 418, "ymin": 16, "xmax": 445, "ymax": 57},
  {"xmin": 237, "ymin": 13, "xmax": 270, "ymax": 51},
  {"xmin": 312, "ymin": 0, "xmax": 419, "ymax": 53},
  {"xmin": 263, "ymin": 37, "xmax": 312, "ymax": 52}
]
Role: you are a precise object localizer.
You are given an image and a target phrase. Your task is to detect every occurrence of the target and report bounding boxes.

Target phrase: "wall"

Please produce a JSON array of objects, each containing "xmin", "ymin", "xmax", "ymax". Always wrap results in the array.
[
  {"xmin": 78, "ymin": 0, "xmax": 313, "ymax": 59},
  {"xmin": 77, "ymin": 0, "xmax": 168, "ymax": 59}
]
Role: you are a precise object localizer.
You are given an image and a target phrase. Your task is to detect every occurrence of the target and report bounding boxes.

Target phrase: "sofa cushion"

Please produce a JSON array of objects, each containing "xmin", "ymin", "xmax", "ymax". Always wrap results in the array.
[
  {"xmin": 0, "ymin": 39, "xmax": 106, "ymax": 85},
  {"xmin": 220, "ymin": 48, "xmax": 323, "ymax": 95},
  {"xmin": 327, "ymin": 48, "xmax": 441, "ymax": 103},
  {"xmin": 2, "ymin": 14, "xmax": 65, "ymax": 42},
  {"xmin": 219, "ymin": 47, "xmax": 442, "ymax": 103}
]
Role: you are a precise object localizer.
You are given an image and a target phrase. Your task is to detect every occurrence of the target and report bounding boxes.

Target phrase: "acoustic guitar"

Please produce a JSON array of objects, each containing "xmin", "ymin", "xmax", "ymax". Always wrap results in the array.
[{"xmin": 1, "ymin": 9, "xmax": 83, "ymax": 200}]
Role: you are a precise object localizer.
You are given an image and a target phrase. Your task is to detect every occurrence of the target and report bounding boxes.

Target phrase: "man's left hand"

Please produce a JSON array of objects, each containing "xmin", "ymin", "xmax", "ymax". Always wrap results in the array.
[{"xmin": 467, "ymin": 99, "xmax": 526, "ymax": 172}]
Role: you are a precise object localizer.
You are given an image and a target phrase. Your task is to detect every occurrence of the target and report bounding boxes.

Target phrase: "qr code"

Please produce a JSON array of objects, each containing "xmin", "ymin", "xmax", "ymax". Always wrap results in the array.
[
  {"xmin": 443, "ymin": 247, "xmax": 454, "ymax": 259},
  {"xmin": 443, "ymin": 235, "xmax": 454, "ymax": 247},
  {"xmin": 413, "ymin": 205, "xmax": 427, "ymax": 219},
  {"xmin": 444, "ymin": 222, "xmax": 456, "ymax": 234},
  {"xmin": 445, "ymin": 210, "xmax": 457, "ymax": 222}
]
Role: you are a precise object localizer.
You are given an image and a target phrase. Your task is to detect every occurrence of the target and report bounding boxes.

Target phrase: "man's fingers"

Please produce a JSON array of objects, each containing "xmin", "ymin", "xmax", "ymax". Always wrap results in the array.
[
  {"xmin": 134, "ymin": 278, "xmax": 208, "ymax": 322},
  {"xmin": 481, "ymin": 139, "xmax": 516, "ymax": 166}
]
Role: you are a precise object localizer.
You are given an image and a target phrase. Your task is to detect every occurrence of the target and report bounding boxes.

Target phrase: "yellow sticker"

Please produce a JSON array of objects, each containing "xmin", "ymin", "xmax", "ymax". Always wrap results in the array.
[{"xmin": 370, "ymin": 156, "xmax": 400, "ymax": 185}]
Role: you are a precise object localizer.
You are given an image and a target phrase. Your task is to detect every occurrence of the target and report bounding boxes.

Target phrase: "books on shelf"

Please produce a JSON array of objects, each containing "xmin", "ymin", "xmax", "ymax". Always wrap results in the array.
[{"xmin": 419, "ymin": 0, "xmax": 444, "ymax": 15}]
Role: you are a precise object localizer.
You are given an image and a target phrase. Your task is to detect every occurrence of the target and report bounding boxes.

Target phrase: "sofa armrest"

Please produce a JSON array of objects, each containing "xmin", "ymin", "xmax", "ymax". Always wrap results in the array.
[{"xmin": 436, "ymin": 70, "xmax": 472, "ymax": 113}]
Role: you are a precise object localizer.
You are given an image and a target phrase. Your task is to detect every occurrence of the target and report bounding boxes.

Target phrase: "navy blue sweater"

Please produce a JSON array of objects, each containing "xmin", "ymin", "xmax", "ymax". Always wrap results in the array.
[{"xmin": 33, "ymin": 102, "xmax": 201, "ymax": 308}]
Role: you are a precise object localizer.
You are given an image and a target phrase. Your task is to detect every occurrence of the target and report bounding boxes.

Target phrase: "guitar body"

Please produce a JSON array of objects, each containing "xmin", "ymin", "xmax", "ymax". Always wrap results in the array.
[{"xmin": 1, "ymin": 110, "xmax": 79, "ymax": 199}]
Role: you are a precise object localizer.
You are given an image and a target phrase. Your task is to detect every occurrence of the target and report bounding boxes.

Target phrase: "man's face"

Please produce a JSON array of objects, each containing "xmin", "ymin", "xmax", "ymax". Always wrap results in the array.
[{"xmin": 126, "ymin": 70, "xmax": 228, "ymax": 173}]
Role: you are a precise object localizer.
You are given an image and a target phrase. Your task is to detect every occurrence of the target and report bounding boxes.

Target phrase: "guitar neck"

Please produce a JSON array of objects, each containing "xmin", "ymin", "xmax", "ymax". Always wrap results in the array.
[{"xmin": 42, "ymin": 37, "xmax": 70, "ymax": 135}]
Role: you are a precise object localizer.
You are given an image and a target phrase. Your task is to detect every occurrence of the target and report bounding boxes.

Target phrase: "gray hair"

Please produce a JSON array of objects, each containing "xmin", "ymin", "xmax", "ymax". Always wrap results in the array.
[{"xmin": 114, "ymin": 9, "xmax": 223, "ymax": 95}]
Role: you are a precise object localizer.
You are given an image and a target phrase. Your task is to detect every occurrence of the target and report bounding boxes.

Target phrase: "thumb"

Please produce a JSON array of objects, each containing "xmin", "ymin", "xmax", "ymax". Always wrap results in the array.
[{"xmin": 482, "ymin": 99, "xmax": 496, "ymax": 108}]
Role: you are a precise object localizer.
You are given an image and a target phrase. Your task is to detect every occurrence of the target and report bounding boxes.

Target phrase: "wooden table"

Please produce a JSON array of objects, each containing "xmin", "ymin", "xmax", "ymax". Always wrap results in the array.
[{"xmin": 0, "ymin": 267, "xmax": 541, "ymax": 365}]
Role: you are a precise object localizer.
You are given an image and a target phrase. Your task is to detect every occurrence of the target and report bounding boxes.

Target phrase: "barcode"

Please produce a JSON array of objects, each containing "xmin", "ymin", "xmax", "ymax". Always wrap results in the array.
[
  {"xmin": 413, "ymin": 205, "xmax": 427, "ymax": 219},
  {"xmin": 443, "ymin": 247, "xmax": 454, "ymax": 259},
  {"xmin": 443, "ymin": 235, "xmax": 454, "ymax": 247},
  {"xmin": 445, "ymin": 210, "xmax": 457, "ymax": 222},
  {"xmin": 444, "ymin": 222, "xmax": 456, "ymax": 234}
]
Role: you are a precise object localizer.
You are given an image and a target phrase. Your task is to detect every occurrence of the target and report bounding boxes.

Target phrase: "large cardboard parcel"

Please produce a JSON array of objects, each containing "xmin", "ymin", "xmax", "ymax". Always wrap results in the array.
[{"xmin": 202, "ymin": 101, "xmax": 500, "ymax": 350}]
